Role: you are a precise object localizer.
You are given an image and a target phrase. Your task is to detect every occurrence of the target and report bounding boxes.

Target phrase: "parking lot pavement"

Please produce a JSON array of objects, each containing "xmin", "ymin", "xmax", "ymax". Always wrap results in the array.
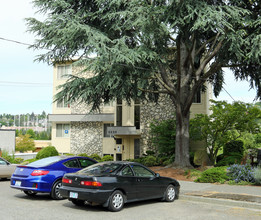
[{"xmin": 179, "ymin": 180, "xmax": 261, "ymax": 209}]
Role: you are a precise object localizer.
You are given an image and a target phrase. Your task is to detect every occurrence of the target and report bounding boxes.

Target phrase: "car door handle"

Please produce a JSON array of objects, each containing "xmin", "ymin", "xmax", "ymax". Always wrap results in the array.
[{"xmin": 137, "ymin": 178, "xmax": 141, "ymax": 182}]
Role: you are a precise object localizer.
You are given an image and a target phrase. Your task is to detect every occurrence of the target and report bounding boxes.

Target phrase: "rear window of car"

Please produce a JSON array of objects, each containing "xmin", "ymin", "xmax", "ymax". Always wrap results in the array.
[
  {"xmin": 28, "ymin": 156, "xmax": 63, "ymax": 167},
  {"xmin": 78, "ymin": 163, "xmax": 122, "ymax": 175}
]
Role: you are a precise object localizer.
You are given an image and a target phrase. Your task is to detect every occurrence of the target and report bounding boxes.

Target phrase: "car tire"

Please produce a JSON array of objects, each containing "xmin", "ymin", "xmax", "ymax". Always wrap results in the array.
[
  {"xmin": 108, "ymin": 190, "xmax": 124, "ymax": 212},
  {"xmin": 164, "ymin": 185, "xmax": 176, "ymax": 202},
  {"xmin": 24, "ymin": 190, "xmax": 37, "ymax": 196},
  {"xmin": 51, "ymin": 180, "xmax": 63, "ymax": 200},
  {"xmin": 71, "ymin": 199, "xmax": 85, "ymax": 206}
]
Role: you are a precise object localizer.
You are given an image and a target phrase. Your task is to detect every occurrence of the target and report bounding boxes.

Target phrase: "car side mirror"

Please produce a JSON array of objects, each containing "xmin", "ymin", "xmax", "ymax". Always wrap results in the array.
[{"xmin": 156, "ymin": 173, "xmax": 160, "ymax": 177}]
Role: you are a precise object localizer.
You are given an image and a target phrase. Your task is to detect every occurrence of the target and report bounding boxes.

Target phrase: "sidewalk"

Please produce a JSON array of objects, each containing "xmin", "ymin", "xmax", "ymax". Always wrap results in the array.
[{"xmin": 179, "ymin": 180, "xmax": 261, "ymax": 209}]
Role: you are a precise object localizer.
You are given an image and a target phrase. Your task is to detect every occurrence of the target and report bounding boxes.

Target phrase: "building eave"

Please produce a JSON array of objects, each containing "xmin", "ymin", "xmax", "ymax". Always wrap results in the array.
[{"xmin": 48, "ymin": 114, "xmax": 114, "ymax": 122}]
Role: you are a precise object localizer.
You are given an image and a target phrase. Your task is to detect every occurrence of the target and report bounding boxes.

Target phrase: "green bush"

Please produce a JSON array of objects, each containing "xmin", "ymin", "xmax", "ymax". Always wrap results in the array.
[
  {"xmin": 143, "ymin": 156, "xmax": 157, "ymax": 167},
  {"xmin": 89, "ymin": 153, "xmax": 101, "ymax": 161},
  {"xmin": 216, "ymin": 153, "xmax": 242, "ymax": 166},
  {"xmin": 253, "ymin": 167, "xmax": 261, "ymax": 185},
  {"xmin": 36, "ymin": 146, "xmax": 59, "ymax": 159},
  {"xmin": 78, "ymin": 153, "xmax": 89, "ymax": 157},
  {"xmin": 195, "ymin": 167, "xmax": 228, "ymax": 183},
  {"xmin": 13, "ymin": 158, "xmax": 24, "ymax": 164},
  {"xmin": 101, "ymin": 155, "xmax": 114, "ymax": 161},
  {"xmin": 223, "ymin": 140, "xmax": 244, "ymax": 157}
]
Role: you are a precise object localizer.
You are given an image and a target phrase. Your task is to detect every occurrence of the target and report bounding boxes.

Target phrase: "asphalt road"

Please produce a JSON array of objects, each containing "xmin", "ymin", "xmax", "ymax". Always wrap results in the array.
[{"xmin": 1, "ymin": 180, "xmax": 260, "ymax": 220}]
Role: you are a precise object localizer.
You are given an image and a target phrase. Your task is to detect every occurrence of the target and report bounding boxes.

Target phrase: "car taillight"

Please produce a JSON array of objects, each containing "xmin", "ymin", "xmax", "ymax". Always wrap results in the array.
[
  {"xmin": 80, "ymin": 181, "xmax": 102, "ymax": 187},
  {"xmin": 31, "ymin": 170, "xmax": 49, "ymax": 176},
  {"xmin": 62, "ymin": 178, "xmax": 72, "ymax": 184}
]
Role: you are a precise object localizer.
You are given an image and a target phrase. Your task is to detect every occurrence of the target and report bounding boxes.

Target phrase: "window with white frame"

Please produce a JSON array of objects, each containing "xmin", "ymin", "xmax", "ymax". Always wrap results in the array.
[
  {"xmin": 56, "ymin": 124, "xmax": 70, "ymax": 137},
  {"xmin": 56, "ymin": 98, "xmax": 70, "ymax": 108},
  {"xmin": 57, "ymin": 64, "xmax": 72, "ymax": 80}
]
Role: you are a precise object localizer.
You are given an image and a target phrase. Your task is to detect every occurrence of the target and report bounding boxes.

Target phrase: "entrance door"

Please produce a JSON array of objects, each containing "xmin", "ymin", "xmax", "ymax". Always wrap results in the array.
[
  {"xmin": 116, "ymin": 153, "xmax": 122, "ymax": 161},
  {"xmin": 134, "ymin": 139, "xmax": 140, "ymax": 159}
]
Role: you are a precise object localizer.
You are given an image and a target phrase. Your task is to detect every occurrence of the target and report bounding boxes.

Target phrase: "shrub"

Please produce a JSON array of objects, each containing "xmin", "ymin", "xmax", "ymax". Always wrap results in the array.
[
  {"xmin": 253, "ymin": 167, "xmax": 261, "ymax": 185},
  {"xmin": 143, "ymin": 156, "xmax": 157, "ymax": 167},
  {"xmin": 227, "ymin": 164, "xmax": 255, "ymax": 183},
  {"xmin": 36, "ymin": 146, "xmax": 59, "ymax": 159},
  {"xmin": 223, "ymin": 140, "xmax": 244, "ymax": 157},
  {"xmin": 16, "ymin": 134, "xmax": 36, "ymax": 153},
  {"xmin": 195, "ymin": 167, "xmax": 228, "ymax": 183},
  {"xmin": 216, "ymin": 153, "xmax": 242, "ymax": 166},
  {"xmin": 101, "ymin": 155, "xmax": 114, "ymax": 161},
  {"xmin": 13, "ymin": 158, "xmax": 24, "ymax": 164},
  {"xmin": 78, "ymin": 153, "xmax": 89, "ymax": 157},
  {"xmin": 89, "ymin": 153, "xmax": 101, "ymax": 161}
]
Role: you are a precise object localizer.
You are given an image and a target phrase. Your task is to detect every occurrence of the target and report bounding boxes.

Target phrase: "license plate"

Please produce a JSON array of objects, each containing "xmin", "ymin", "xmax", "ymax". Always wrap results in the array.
[
  {"xmin": 69, "ymin": 192, "xmax": 78, "ymax": 199},
  {"xmin": 15, "ymin": 181, "xmax": 21, "ymax": 186}
]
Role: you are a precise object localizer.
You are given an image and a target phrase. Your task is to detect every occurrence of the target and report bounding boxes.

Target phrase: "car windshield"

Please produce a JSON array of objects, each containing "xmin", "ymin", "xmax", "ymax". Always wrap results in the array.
[
  {"xmin": 78, "ymin": 163, "xmax": 122, "ymax": 175},
  {"xmin": 27, "ymin": 156, "xmax": 63, "ymax": 167}
]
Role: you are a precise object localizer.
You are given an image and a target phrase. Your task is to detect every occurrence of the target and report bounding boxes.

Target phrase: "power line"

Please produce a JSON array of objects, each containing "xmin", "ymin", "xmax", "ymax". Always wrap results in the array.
[
  {"xmin": 0, "ymin": 37, "xmax": 32, "ymax": 47},
  {"xmin": 0, "ymin": 81, "xmax": 52, "ymax": 87},
  {"xmin": 221, "ymin": 86, "xmax": 236, "ymax": 101}
]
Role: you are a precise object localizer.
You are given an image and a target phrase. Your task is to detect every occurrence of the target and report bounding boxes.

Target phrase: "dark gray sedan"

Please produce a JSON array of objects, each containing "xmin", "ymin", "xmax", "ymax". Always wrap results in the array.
[{"xmin": 0, "ymin": 157, "xmax": 17, "ymax": 179}]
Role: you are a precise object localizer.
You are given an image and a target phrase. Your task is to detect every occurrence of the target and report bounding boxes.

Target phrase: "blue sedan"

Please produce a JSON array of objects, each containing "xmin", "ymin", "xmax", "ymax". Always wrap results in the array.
[{"xmin": 10, "ymin": 156, "xmax": 97, "ymax": 199}]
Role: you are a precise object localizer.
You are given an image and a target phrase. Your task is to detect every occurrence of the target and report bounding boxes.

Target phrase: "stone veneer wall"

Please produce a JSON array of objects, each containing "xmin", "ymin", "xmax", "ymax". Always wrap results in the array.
[
  {"xmin": 70, "ymin": 122, "xmax": 103, "ymax": 156},
  {"xmin": 140, "ymin": 95, "xmax": 175, "ymax": 154}
]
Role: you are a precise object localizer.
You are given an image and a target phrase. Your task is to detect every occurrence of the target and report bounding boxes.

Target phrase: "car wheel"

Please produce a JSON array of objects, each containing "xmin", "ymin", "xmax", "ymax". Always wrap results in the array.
[
  {"xmin": 51, "ymin": 180, "xmax": 63, "ymax": 200},
  {"xmin": 164, "ymin": 185, "xmax": 176, "ymax": 202},
  {"xmin": 71, "ymin": 199, "xmax": 85, "ymax": 206},
  {"xmin": 108, "ymin": 190, "xmax": 124, "ymax": 212},
  {"xmin": 24, "ymin": 190, "xmax": 37, "ymax": 196}
]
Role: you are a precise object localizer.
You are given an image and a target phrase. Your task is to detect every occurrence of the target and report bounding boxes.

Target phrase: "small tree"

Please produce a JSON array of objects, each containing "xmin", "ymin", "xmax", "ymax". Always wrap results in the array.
[
  {"xmin": 26, "ymin": 129, "xmax": 36, "ymax": 139},
  {"xmin": 16, "ymin": 134, "xmax": 36, "ymax": 153},
  {"xmin": 150, "ymin": 119, "xmax": 176, "ymax": 156},
  {"xmin": 191, "ymin": 100, "xmax": 261, "ymax": 164}
]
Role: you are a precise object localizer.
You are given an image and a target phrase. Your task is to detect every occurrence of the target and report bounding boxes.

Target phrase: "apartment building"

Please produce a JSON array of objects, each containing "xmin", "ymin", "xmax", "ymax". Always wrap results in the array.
[{"xmin": 49, "ymin": 63, "xmax": 212, "ymax": 160}]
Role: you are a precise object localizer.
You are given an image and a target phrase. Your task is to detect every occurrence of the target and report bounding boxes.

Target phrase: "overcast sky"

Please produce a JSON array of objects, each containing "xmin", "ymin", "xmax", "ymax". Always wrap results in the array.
[{"xmin": 0, "ymin": 0, "xmax": 259, "ymax": 115}]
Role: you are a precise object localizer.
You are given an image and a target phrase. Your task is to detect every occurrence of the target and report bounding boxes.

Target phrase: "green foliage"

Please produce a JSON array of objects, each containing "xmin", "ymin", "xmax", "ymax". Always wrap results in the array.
[
  {"xmin": 146, "ymin": 150, "xmax": 155, "ymax": 156},
  {"xmin": 36, "ymin": 146, "xmax": 59, "ymax": 159},
  {"xmin": 77, "ymin": 153, "xmax": 89, "ymax": 157},
  {"xmin": 142, "ymin": 156, "xmax": 157, "ymax": 167},
  {"xmin": 191, "ymin": 100, "xmax": 261, "ymax": 164},
  {"xmin": 16, "ymin": 134, "xmax": 36, "ymax": 153},
  {"xmin": 101, "ymin": 155, "xmax": 113, "ymax": 162},
  {"xmin": 150, "ymin": 119, "xmax": 175, "ymax": 156},
  {"xmin": 195, "ymin": 167, "xmax": 229, "ymax": 184},
  {"xmin": 253, "ymin": 167, "xmax": 261, "ymax": 185},
  {"xmin": 13, "ymin": 158, "xmax": 24, "ymax": 164},
  {"xmin": 216, "ymin": 153, "xmax": 243, "ymax": 166},
  {"xmin": 227, "ymin": 164, "xmax": 255, "ymax": 183},
  {"xmin": 89, "ymin": 153, "xmax": 101, "ymax": 161},
  {"xmin": 26, "ymin": 129, "xmax": 36, "ymax": 139},
  {"xmin": 224, "ymin": 140, "xmax": 244, "ymax": 157},
  {"xmin": 1, "ymin": 151, "xmax": 24, "ymax": 164}
]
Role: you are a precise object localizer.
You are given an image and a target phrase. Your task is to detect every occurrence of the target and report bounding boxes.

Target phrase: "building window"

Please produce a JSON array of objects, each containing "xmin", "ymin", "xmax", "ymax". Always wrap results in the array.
[
  {"xmin": 56, "ymin": 124, "xmax": 70, "ymax": 137},
  {"xmin": 57, "ymin": 98, "xmax": 70, "ymax": 108},
  {"xmin": 193, "ymin": 90, "xmax": 201, "ymax": 103},
  {"xmin": 57, "ymin": 64, "xmax": 72, "ymax": 80},
  {"xmin": 116, "ymin": 99, "xmax": 122, "ymax": 126},
  {"xmin": 134, "ymin": 99, "xmax": 140, "ymax": 129},
  {"xmin": 104, "ymin": 123, "xmax": 114, "ymax": 137}
]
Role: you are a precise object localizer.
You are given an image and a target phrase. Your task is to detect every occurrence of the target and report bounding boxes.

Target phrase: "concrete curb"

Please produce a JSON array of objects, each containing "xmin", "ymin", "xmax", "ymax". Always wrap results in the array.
[{"xmin": 179, "ymin": 195, "xmax": 261, "ymax": 210}]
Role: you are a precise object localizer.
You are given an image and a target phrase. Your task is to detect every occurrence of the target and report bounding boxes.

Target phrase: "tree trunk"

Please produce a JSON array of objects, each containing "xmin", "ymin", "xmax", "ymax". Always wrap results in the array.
[{"xmin": 173, "ymin": 109, "xmax": 193, "ymax": 168}]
